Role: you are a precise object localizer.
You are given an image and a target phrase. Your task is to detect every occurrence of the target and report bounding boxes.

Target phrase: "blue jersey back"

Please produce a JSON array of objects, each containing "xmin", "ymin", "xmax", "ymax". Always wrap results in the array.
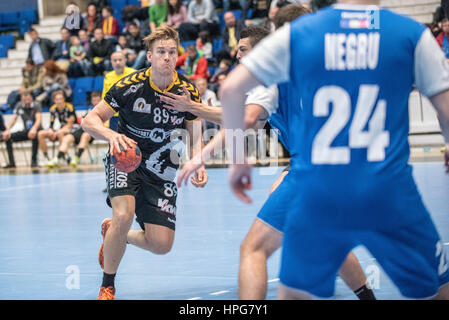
[{"xmin": 283, "ymin": 6, "xmax": 426, "ymax": 182}]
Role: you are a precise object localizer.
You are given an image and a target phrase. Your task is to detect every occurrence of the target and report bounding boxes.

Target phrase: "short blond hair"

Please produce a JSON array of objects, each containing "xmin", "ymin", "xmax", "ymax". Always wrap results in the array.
[{"xmin": 143, "ymin": 25, "xmax": 179, "ymax": 51}]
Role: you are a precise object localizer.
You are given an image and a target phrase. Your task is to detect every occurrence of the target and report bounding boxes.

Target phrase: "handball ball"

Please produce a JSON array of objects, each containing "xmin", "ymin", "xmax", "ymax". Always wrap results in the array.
[{"xmin": 111, "ymin": 143, "xmax": 142, "ymax": 173}]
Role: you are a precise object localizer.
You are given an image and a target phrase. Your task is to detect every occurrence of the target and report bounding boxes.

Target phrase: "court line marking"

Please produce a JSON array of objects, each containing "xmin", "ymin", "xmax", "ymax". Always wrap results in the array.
[
  {"xmin": 210, "ymin": 290, "xmax": 230, "ymax": 295},
  {"xmin": 0, "ymin": 175, "xmax": 101, "ymax": 192},
  {"xmin": 187, "ymin": 297, "xmax": 202, "ymax": 300}
]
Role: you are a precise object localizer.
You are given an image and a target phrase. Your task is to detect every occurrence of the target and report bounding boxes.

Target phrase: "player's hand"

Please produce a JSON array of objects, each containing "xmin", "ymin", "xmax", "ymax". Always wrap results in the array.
[
  {"xmin": 229, "ymin": 163, "xmax": 252, "ymax": 203},
  {"xmin": 28, "ymin": 128, "xmax": 37, "ymax": 140},
  {"xmin": 109, "ymin": 132, "xmax": 136, "ymax": 155},
  {"xmin": 177, "ymin": 154, "xmax": 203, "ymax": 187},
  {"xmin": 191, "ymin": 165, "xmax": 208, "ymax": 188},
  {"xmin": 160, "ymin": 85, "xmax": 192, "ymax": 112},
  {"xmin": 2, "ymin": 129, "xmax": 10, "ymax": 141}
]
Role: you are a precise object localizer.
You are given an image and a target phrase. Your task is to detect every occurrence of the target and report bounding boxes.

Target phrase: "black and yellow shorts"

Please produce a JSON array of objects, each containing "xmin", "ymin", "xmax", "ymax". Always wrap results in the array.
[{"xmin": 104, "ymin": 154, "xmax": 178, "ymax": 231}]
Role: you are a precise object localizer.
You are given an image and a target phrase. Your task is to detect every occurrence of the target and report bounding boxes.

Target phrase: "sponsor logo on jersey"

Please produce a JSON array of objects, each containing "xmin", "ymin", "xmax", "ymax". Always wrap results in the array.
[
  {"xmin": 109, "ymin": 97, "xmax": 120, "ymax": 110},
  {"xmin": 157, "ymin": 198, "xmax": 176, "ymax": 215},
  {"xmin": 123, "ymin": 83, "xmax": 144, "ymax": 96},
  {"xmin": 133, "ymin": 97, "xmax": 152, "ymax": 113}
]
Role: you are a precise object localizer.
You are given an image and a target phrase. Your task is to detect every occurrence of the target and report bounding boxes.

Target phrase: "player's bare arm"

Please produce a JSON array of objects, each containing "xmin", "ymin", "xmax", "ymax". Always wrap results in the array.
[
  {"xmin": 185, "ymin": 118, "xmax": 208, "ymax": 188},
  {"xmin": 220, "ymin": 64, "xmax": 263, "ymax": 202},
  {"xmin": 81, "ymin": 100, "xmax": 136, "ymax": 155}
]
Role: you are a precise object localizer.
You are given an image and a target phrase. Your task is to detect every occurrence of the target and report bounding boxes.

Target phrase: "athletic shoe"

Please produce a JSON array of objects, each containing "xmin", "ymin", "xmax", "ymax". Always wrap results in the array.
[
  {"xmin": 70, "ymin": 155, "xmax": 80, "ymax": 168},
  {"xmin": 98, "ymin": 218, "xmax": 112, "ymax": 270},
  {"xmin": 97, "ymin": 286, "xmax": 115, "ymax": 300},
  {"xmin": 45, "ymin": 157, "xmax": 61, "ymax": 168}
]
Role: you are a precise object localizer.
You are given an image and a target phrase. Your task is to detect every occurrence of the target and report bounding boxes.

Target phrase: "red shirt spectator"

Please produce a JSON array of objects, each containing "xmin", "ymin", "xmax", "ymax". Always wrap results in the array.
[
  {"xmin": 101, "ymin": 6, "xmax": 119, "ymax": 39},
  {"xmin": 176, "ymin": 45, "xmax": 209, "ymax": 80}
]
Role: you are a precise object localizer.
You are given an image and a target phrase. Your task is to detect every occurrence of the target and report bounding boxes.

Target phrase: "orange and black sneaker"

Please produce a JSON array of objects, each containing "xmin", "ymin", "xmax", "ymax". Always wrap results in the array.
[
  {"xmin": 98, "ymin": 218, "xmax": 112, "ymax": 270},
  {"xmin": 97, "ymin": 286, "xmax": 115, "ymax": 300}
]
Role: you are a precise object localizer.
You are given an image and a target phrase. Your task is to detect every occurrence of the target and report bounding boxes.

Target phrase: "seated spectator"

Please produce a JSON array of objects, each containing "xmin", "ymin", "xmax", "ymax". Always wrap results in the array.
[
  {"xmin": 68, "ymin": 35, "xmax": 92, "ymax": 77},
  {"xmin": 46, "ymin": 91, "xmax": 101, "ymax": 168},
  {"xmin": 102, "ymin": 51, "xmax": 136, "ymax": 130},
  {"xmin": 38, "ymin": 90, "xmax": 76, "ymax": 163},
  {"xmin": 178, "ymin": 0, "xmax": 220, "ymax": 41},
  {"xmin": 83, "ymin": 2, "xmax": 102, "ymax": 38},
  {"xmin": 167, "ymin": 0, "xmax": 188, "ymax": 30},
  {"xmin": 196, "ymin": 30, "xmax": 212, "ymax": 59},
  {"xmin": 0, "ymin": 91, "xmax": 42, "ymax": 168},
  {"xmin": 27, "ymin": 28, "xmax": 54, "ymax": 66},
  {"xmin": 125, "ymin": 22, "xmax": 148, "ymax": 69},
  {"xmin": 52, "ymin": 27, "xmax": 73, "ymax": 72},
  {"xmin": 209, "ymin": 58, "xmax": 232, "ymax": 92},
  {"xmin": 101, "ymin": 6, "xmax": 120, "ymax": 41},
  {"xmin": 242, "ymin": 0, "xmax": 271, "ymax": 26},
  {"xmin": 87, "ymin": 28, "xmax": 114, "ymax": 75},
  {"xmin": 149, "ymin": 0, "xmax": 168, "ymax": 33},
  {"xmin": 176, "ymin": 45, "xmax": 209, "ymax": 80},
  {"xmin": 36, "ymin": 60, "xmax": 73, "ymax": 107},
  {"xmin": 222, "ymin": 0, "xmax": 247, "ymax": 12},
  {"xmin": 195, "ymin": 77, "xmax": 220, "ymax": 130},
  {"xmin": 78, "ymin": 29, "xmax": 91, "ymax": 52},
  {"xmin": 115, "ymin": 35, "xmax": 137, "ymax": 67},
  {"xmin": 63, "ymin": 1, "xmax": 86, "ymax": 36},
  {"xmin": 6, "ymin": 59, "xmax": 44, "ymax": 110},
  {"xmin": 216, "ymin": 11, "xmax": 246, "ymax": 62},
  {"xmin": 436, "ymin": 18, "xmax": 449, "ymax": 58}
]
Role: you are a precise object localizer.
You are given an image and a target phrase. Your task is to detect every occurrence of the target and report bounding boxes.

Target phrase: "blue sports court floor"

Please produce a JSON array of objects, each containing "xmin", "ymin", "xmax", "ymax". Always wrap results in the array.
[{"xmin": 0, "ymin": 162, "xmax": 448, "ymax": 300}]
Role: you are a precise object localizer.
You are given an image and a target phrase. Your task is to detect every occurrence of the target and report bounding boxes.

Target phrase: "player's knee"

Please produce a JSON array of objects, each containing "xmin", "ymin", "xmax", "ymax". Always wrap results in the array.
[
  {"xmin": 144, "ymin": 233, "xmax": 173, "ymax": 254},
  {"xmin": 112, "ymin": 212, "xmax": 133, "ymax": 235}
]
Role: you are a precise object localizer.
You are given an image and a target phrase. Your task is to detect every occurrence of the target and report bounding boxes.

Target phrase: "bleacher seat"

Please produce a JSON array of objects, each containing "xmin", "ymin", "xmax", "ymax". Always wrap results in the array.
[
  {"xmin": 19, "ymin": 9, "xmax": 37, "ymax": 24},
  {"xmin": 93, "ymin": 76, "xmax": 105, "ymax": 92},
  {"xmin": 0, "ymin": 44, "xmax": 6, "ymax": 58},
  {"xmin": 73, "ymin": 88, "xmax": 87, "ymax": 107},
  {"xmin": 0, "ymin": 11, "xmax": 20, "ymax": 28},
  {"xmin": 75, "ymin": 77, "xmax": 95, "ymax": 91},
  {"xmin": 180, "ymin": 40, "xmax": 196, "ymax": 50},
  {"xmin": 68, "ymin": 78, "xmax": 76, "ymax": 91},
  {"xmin": 0, "ymin": 35, "xmax": 14, "ymax": 50},
  {"xmin": 212, "ymin": 39, "xmax": 222, "ymax": 56}
]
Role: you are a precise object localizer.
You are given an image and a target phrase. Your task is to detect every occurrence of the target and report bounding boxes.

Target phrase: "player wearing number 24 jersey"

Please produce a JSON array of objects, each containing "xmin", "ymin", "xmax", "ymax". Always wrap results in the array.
[{"xmin": 221, "ymin": 2, "xmax": 449, "ymax": 299}]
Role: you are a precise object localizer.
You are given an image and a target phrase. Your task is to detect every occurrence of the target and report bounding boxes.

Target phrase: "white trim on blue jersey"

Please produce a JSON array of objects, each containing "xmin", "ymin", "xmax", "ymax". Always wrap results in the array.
[{"xmin": 414, "ymin": 28, "xmax": 449, "ymax": 97}]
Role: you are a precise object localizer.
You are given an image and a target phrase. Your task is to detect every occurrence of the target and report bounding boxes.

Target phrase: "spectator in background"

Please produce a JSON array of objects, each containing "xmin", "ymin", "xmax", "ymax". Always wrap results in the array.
[
  {"xmin": 36, "ymin": 60, "xmax": 73, "ymax": 107},
  {"xmin": 167, "ymin": 0, "xmax": 188, "ymax": 30},
  {"xmin": 209, "ymin": 58, "xmax": 232, "ymax": 92},
  {"xmin": 195, "ymin": 77, "xmax": 220, "ymax": 131},
  {"xmin": 0, "ymin": 91, "xmax": 42, "ymax": 168},
  {"xmin": 6, "ymin": 59, "xmax": 44, "ymax": 110},
  {"xmin": 437, "ymin": 18, "xmax": 449, "ymax": 58},
  {"xmin": 101, "ymin": 6, "xmax": 120, "ymax": 41},
  {"xmin": 52, "ymin": 27, "xmax": 72, "ymax": 72},
  {"xmin": 78, "ymin": 29, "xmax": 91, "ymax": 52},
  {"xmin": 82, "ymin": 3, "xmax": 102, "ymax": 38},
  {"xmin": 196, "ymin": 30, "xmax": 213, "ymax": 59},
  {"xmin": 46, "ymin": 92, "xmax": 101, "ymax": 168},
  {"xmin": 178, "ymin": 0, "xmax": 220, "ymax": 41},
  {"xmin": 63, "ymin": 1, "xmax": 86, "ymax": 36},
  {"xmin": 176, "ymin": 44, "xmax": 209, "ymax": 80},
  {"xmin": 242, "ymin": 0, "xmax": 272, "ymax": 25},
  {"xmin": 126, "ymin": 22, "xmax": 147, "ymax": 69},
  {"xmin": 115, "ymin": 34, "xmax": 137, "ymax": 67},
  {"xmin": 102, "ymin": 51, "xmax": 135, "ymax": 131},
  {"xmin": 38, "ymin": 90, "xmax": 76, "ymax": 163},
  {"xmin": 222, "ymin": 0, "xmax": 247, "ymax": 12},
  {"xmin": 68, "ymin": 35, "xmax": 92, "ymax": 77},
  {"xmin": 149, "ymin": 0, "xmax": 168, "ymax": 33},
  {"xmin": 27, "ymin": 28, "xmax": 54, "ymax": 66},
  {"xmin": 88, "ymin": 28, "xmax": 114, "ymax": 75},
  {"xmin": 217, "ymin": 11, "xmax": 246, "ymax": 62}
]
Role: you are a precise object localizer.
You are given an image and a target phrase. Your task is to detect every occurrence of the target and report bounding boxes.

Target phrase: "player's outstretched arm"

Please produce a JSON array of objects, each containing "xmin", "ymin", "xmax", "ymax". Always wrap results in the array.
[
  {"xmin": 220, "ymin": 64, "xmax": 262, "ymax": 203},
  {"xmin": 81, "ymin": 100, "xmax": 136, "ymax": 155},
  {"xmin": 430, "ymin": 89, "xmax": 449, "ymax": 171},
  {"xmin": 185, "ymin": 118, "xmax": 209, "ymax": 188},
  {"xmin": 160, "ymin": 85, "xmax": 223, "ymax": 125}
]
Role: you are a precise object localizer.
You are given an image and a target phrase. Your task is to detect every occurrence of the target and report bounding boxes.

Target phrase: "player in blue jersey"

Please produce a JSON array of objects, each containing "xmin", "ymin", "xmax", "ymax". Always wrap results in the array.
[
  {"xmin": 169, "ymin": 7, "xmax": 375, "ymax": 300},
  {"xmin": 220, "ymin": 0, "xmax": 449, "ymax": 299}
]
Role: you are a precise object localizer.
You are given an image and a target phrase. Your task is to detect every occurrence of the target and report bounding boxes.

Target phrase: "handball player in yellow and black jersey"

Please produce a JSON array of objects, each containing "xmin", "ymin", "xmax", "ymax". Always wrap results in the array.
[{"xmin": 82, "ymin": 26, "xmax": 208, "ymax": 300}]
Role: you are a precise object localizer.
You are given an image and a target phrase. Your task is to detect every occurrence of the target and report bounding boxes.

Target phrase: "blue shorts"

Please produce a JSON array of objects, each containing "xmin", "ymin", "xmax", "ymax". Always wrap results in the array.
[
  {"xmin": 272, "ymin": 169, "xmax": 449, "ymax": 299},
  {"xmin": 256, "ymin": 169, "xmax": 291, "ymax": 232}
]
